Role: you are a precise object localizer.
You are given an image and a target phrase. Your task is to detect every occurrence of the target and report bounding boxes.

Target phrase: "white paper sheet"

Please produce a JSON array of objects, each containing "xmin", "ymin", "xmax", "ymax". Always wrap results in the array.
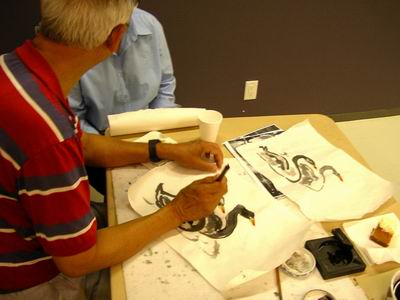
[
  {"xmin": 108, "ymin": 107, "xmax": 205, "ymax": 136},
  {"xmin": 111, "ymin": 165, "xmax": 225, "ymax": 300},
  {"xmin": 236, "ymin": 269, "xmax": 367, "ymax": 300},
  {"xmin": 127, "ymin": 160, "xmax": 311, "ymax": 293},
  {"xmin": 343, "ymin": 213, "xmax": 400, "ymax": 264},
  {"xmin": 235, "ymin": 120, "xmax": 394, "ymax": 221},
  {"xmin": 223, "ymin": 124, "xmax": 285, "ymax": 199}
]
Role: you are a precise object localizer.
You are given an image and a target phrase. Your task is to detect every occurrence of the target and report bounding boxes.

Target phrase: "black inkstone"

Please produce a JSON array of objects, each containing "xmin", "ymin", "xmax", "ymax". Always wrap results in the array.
[{"xmin": 305, "ymin": 228, "xmax": 366, "ymax": 280}]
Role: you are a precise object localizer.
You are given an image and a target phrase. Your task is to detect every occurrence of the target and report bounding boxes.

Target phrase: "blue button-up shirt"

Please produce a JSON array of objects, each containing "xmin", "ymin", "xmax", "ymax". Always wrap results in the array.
[{"xmin": 68, "ymin": 8, "xmax": 178, "ymax": 134}]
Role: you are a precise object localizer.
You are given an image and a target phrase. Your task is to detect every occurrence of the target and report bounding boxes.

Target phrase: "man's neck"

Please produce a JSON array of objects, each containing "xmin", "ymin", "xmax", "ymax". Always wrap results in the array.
[{"xmin": 32, "ymin": 34, "xmax": 110, "ymax": 96}]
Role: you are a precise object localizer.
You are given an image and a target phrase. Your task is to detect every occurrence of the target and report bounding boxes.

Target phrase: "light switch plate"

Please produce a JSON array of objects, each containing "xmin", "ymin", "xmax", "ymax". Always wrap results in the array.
[{"xmin": 244, "ymin": 80, "xmax": 258, "ymax": 100}]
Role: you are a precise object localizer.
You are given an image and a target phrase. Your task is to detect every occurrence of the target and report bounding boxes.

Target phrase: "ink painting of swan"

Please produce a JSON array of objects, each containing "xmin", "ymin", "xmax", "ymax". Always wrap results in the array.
[
  {"xmin": 151, "ymin": 183, "xmax": 255, "ymax": 239},
  {"xmin": 127, "ymin": 160, "xmax": 312, "ymax": 292},
  {"xmin": 235, "ymin": 120, "xmax": 393, "ymax": 222}
]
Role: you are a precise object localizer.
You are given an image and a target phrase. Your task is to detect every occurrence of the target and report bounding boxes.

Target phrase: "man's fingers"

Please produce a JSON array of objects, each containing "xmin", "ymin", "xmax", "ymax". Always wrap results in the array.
[
  {"xmin": 175, "ymin": 175, "xmax": 228, "ymax": 222},
  {"xmin": 202, "ymin": 144, "xmax": 223, "ymax": 169},
  {"xmin": 196, "ymin": 176, "xmax": 228, "ymax": 195},
  {"xmin": 195, "ymin": 160, "xmax": 218, "ymax": 172},
  {"xmin": 192, "ymin": 175, "xmax": 219, "ymax": 184},
  {"xmin": 211, "ymin": 149, "xmax": 223, "ymax": 169}
]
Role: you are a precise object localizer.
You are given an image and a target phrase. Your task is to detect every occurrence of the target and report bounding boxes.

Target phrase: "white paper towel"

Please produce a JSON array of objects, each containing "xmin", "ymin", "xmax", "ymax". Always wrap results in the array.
[
  {"xmin": 108, "ymin": 107, "xmax": 206, "ymax": 136},
  {"xmin": 343, "ymin": 213, "xmax": 400, "ymax": 264}
]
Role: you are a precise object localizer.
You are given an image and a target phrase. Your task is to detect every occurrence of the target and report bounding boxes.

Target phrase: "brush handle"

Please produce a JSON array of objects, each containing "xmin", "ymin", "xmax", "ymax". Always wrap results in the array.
[{"xmin": 216, "ymin": 164, "xmax": 230, "ymax": 182}]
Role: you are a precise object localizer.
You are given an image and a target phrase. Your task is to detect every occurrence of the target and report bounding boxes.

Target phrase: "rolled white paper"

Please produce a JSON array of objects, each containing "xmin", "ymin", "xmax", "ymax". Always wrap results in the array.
[{"xmin": 107, "ymin": 108, "xmax": 206, "ymax": 136}]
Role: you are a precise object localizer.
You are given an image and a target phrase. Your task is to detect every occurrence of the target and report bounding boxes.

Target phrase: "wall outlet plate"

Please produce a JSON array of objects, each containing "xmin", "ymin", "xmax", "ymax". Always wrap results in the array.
[{"xmin": 244, "ymin": 80, "xmax": 258, "ymax": 100}]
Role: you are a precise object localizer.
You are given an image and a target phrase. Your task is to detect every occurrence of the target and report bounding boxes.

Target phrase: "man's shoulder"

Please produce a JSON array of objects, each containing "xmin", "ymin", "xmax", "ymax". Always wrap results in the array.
[
  {"xmin": 134, "ymin": 8, "xmax": 159, "ymax": 22},
  {"xmin": 0, "ymin": 60, "xmax": 41, "ymax": 143},
  {"xmin": 0, "ymin": 106, "xmax": 78, "ymax": 167},
  {"xmin": 133, "ymin": 8, "xmax": 162, "ymax": 30},
  {"xmin": 0, "ymin": 53, "xmax": 78, "ymax": 160}
]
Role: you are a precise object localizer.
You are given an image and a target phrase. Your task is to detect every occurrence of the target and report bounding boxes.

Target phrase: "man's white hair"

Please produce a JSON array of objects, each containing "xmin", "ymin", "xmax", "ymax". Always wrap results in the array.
[{"xmin": 40, "ymin": 0, "xmax": 136, "ymax": 49}]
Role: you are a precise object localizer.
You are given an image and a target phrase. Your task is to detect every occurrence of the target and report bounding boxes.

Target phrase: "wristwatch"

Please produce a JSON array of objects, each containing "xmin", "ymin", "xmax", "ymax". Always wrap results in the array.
[{"xmin": 148, "ymin": 139, "xmax": 162, "ymax": 162}]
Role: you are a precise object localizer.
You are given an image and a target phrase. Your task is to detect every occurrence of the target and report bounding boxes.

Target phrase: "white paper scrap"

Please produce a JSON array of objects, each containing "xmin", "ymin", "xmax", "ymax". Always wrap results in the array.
[{"xmin": 343, "ymin": 213, "xmax": 400, "ymax": 264}]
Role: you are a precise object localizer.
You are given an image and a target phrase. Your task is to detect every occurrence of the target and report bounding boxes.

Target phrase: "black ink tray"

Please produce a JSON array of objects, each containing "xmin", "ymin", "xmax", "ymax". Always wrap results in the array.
[{"xmin": 305, "ymin": 228, "xmax": 366, "ymax": 280}]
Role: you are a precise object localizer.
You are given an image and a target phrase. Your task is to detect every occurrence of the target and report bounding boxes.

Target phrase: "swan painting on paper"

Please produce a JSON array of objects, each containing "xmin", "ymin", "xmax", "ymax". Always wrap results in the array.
[
  {"xmin": 224, "ymin": 124, "xmax": 285, "ymax": 198},
  {"xmin": 145, "ymin": 183, "xmax": 255, "ymax": 239},
  {"xmin": 128, "ymin": 162, "xmax": 265, "ymax": 250},
  {"xmin": 127, "ymin": 159, "xmax": 313, "ymax": 292},
  {"xmin": 234, "ymin": 120, "xmax": 393, "ymax": 223},
  {"xmin": 257, "ymin": 145, "xmax": 343, "ymax": 191}
]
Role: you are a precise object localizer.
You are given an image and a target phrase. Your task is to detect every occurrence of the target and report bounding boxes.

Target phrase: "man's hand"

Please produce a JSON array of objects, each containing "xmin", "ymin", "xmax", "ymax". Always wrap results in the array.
[
  {"xmin": 167, "ymin": 175, "xmax": 228, "ymax": 224},
  {"xmin": 159, "ymin": 140, "xmax": 223, "ymax": 172},
  {"xmin": 81, "ymin": 134, "xmax": 224, "ymax": 171}
]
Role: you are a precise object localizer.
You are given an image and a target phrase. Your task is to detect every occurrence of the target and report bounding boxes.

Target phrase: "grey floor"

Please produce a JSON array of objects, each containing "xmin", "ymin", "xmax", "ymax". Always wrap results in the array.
[{"xmin": 93, "ymin": 115, "xmax": 400, "ymax": 203}]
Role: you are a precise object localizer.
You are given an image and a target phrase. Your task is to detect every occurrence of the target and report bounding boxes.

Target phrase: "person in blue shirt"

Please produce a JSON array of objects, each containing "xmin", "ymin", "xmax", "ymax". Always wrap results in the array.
[
  {"xmin": 68, "ymin": 8, "xmax": 178, "ymax": 195},
  {"xmin": 68, "ymin": 8, "xmax": 178, "ymax": 135}
]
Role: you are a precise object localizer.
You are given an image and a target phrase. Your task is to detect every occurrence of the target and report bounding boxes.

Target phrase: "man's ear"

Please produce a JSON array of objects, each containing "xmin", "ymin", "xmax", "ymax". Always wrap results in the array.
[{"xmin": 105, "ymin": 24, "xmax": 127, "ymax": 53}]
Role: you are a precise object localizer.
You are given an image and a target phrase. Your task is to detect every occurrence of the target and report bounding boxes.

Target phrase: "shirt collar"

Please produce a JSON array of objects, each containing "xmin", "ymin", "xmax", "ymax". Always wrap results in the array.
[
  {"xmin": 15, "ymin": 40, "xmax": 65, "ymax": 101},
  {"xmin": 119, "ymin": 8, "xmax": 152, "ymax": 53}
]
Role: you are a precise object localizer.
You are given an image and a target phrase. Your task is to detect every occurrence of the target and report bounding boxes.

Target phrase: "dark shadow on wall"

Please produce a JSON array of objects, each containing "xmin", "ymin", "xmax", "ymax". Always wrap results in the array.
[{"xmin": 0, "ymin": 0, "xmax": 40, "ymax": 54}]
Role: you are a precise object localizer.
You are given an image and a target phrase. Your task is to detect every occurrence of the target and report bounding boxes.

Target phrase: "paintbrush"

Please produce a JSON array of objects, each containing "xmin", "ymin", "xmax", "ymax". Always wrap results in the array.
[
  {"xmin": 216, "ymin": 164, "xmax": 230, "ymax": 182},
  {"xmin": 275, "ymin": 267, "xmax": 283, "ymax": 300}
]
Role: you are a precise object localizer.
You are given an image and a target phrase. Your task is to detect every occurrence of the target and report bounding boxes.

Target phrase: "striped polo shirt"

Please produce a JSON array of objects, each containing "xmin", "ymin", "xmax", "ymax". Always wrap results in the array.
[{"xmin": 0, "ymin": 41, "xmax": 97, "ymax": 293}]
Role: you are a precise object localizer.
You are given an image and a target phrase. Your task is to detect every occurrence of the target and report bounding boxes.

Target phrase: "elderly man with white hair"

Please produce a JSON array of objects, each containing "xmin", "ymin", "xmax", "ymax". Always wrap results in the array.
[{"xmin": 0, "ymin": 0, "xmax": 227, "ymax": 299}]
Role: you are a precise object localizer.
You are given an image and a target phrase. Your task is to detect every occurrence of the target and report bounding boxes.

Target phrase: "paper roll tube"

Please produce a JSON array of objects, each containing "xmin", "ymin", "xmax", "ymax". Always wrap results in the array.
[{"xmin": 108, "ymin": 108, "xmax": 206, "ymax": 136}]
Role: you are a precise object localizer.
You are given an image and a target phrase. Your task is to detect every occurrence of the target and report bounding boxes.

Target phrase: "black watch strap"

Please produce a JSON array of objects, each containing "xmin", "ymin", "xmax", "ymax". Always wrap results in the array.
[{"xmin": 148, "ymin": 139, "xmax": 162, "ymax": 162}]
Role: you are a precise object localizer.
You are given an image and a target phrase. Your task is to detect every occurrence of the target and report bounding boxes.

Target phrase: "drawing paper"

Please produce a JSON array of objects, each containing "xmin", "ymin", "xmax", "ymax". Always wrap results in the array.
[
  {"xmin": 223, "ymin": 124, "xmax": 285, "ymax": 199},
  {"xmin": 235, "ymin": 120, "xmax": 394, "ymax": 221},
  {"xmin": 128, "ymin": 160, "xmax": 311, "ymax": 293}
]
